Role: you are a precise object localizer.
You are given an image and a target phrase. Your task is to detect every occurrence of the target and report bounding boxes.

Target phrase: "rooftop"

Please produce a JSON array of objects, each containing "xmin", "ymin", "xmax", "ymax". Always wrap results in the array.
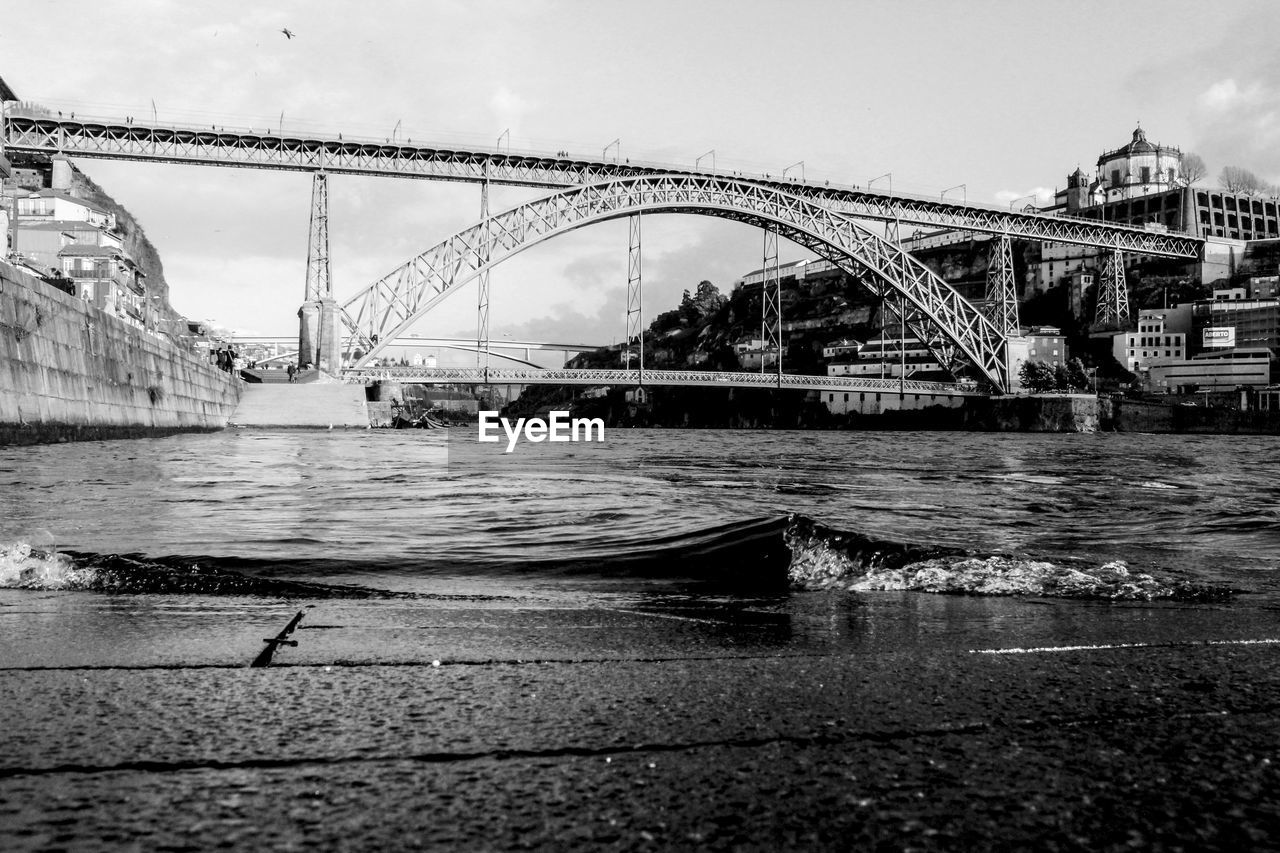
[
  {"xmin": 22, "ymin": 189, "xmax": 111, "ymax": 216},
  {"xmin": 1097, "ymin": 125, "xmax": 1180, "ymax": 165},
  {"xmin": 20, "ymin": 219, "xmax": 113, "ymax": 232},
  {"xmin": 57, "ymin": 244, "xmax": 121, "ymax": 257}
]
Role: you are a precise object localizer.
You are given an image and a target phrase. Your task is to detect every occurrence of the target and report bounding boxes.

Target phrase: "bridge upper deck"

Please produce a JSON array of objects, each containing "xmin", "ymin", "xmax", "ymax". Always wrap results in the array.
[{"xmin": 1, "ymin": 110, "xmax": 1202, "ymax": 259}]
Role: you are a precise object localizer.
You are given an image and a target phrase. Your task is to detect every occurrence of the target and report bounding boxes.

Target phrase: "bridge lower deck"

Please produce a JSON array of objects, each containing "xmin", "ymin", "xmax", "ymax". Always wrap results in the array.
[{"xmin": 340, "ymin": 367, "xmax": 972, "ymax": 396}]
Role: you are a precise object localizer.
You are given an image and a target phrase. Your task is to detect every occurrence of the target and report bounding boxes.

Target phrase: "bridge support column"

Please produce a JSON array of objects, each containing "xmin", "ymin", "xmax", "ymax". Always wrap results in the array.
[
  {"xmin": 298, "ymin": 299, "xmax": 340, "ymax": 373},
  {"xmin": 477, "ymin": 166, "xmax": 491, "ymax": 368},
  {"xmin": 298, "ymin": 171, "xmax": 340, "ymax": 372},
  {"xmin": 761, "ymin": 224, "xmax": 781, "ymax": 380},
  {"xmin": 984, "ymin": 234, "xmax": 1020, "ymax": 336},
  {"xmin": 626, "ymin": 213, "xmax": 643, "ymax": 378},
  {"xmin": 1094, "ymin": 248, "xmax": 1131, "ymax": 330}
]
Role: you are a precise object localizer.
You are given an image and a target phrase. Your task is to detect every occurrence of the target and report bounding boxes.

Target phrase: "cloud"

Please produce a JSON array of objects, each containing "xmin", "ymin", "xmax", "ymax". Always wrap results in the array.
[
  {"xmin": 993, "ymin": 187, "xmax": 1056, "ymax": 207},
  {"xmin": 1191, "ymin": 78, "xmax": 1280, "ymax": 183},
  {"xmin": 490, "ymin": 86, "xmax": 535, "ymax": 132},
  {"xmin": 1198, "ymin": 78, "xmax": 1251, "ymax": 111},
  {"xmin": 1127, "ymin": 11, "xmax": 1280, "ymax": 185}
]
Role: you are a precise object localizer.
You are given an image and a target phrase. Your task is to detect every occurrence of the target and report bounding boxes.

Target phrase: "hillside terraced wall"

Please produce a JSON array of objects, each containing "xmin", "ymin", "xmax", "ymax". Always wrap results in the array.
[{"xmin": 0, "ymin": 264, "xmax": 240, "ymax": 445}]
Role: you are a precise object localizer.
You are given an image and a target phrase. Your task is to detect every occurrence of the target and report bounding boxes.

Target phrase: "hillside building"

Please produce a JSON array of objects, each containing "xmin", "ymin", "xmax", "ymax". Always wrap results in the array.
[
  {"xmin": 1189, "ymin": 294, "xmax": 1280, "ymax": 356},
  {"xmin": 1024, "ymin": 326, "xmax": 1069, "ymax": 367},
  {"xmin": 1147, "ymin": 348, "xmax": 1271, "ymax": 393},
  {"xmin": 59, "ymin": 243, "xmax": 148, "ymax": 328},
  {"xmin": 826, "ymin": 322, "xmax": 944, "ymax": 380},
  {"xmin": 1111, "ymin": 309, "xmax": 1187, "ymax": 373}
]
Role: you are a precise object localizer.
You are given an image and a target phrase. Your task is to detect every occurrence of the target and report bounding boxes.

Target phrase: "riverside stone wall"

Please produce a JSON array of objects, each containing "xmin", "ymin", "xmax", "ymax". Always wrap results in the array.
[
  {"xmin": 1104, "ymin": 397, "xmax": 1280, "ymax": 434},
  {"xmin": 0, "ymin": 263, "xmax": 240, "ymax": 445},
  {"xmin": 961, "ymin": 394, "xmax": 1100, "ymax": 433}
]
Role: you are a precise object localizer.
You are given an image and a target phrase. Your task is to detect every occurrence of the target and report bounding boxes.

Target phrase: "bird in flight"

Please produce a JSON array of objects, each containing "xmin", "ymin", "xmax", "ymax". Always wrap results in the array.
[{"xmin": 281, "ymin": 28, "xmax": 295, "ymax": 39}]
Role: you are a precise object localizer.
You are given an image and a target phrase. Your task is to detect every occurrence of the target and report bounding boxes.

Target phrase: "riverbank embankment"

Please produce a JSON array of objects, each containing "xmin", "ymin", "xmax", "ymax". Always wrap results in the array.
[
  {"xmin": 964, "ymin": 394, "xmax": 1280, "ymax": 434},
  {"xmin": 0, "ymin": 262, "xmax": 240, "ymax": 445}
]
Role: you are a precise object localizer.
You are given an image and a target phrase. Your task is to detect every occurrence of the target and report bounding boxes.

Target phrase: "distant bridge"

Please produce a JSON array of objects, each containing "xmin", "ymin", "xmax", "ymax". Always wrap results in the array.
[
  {"xmin": 229, "ymin": 335, "xmax": 605, "ymax": 369},
  {"xmin": 227, "ymin": 334, "xmax": 604, "ymax": 352},
  {"xmin": 343, "ymin": 366, "xmax": 973, "ymax": 396}
]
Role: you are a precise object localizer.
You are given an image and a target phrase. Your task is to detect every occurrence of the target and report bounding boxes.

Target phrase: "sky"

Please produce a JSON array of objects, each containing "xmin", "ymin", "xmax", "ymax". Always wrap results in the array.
[{"xmin": 3, "ymin": 0, "xmax": 1279, "ymax": 351}]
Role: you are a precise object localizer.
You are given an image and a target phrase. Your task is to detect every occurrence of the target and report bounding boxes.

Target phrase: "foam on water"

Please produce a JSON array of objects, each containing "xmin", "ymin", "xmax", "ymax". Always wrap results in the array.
[
  {"xmin": 0, "ymin": 539, "xmax": 93, "ymax": 590},
  {"xmin": 783, "ymin": 515, "xmax": 1228, "ymax": 600}
]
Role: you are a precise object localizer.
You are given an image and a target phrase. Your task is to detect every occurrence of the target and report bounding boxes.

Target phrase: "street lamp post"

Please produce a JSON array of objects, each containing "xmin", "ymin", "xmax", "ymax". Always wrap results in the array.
[
  {"xmin": 868, "ymin": 172, "xmax": 892, "ymax": 195},
  {"xmin": 1009, "ymin": 193, "xmax": 1038, "ymax": 212}
]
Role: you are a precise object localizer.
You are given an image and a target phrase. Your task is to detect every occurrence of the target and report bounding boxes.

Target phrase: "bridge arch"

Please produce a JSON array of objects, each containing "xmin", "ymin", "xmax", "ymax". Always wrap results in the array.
[{"xmin": 340, "ymin": 174, "xmax": 1009, "ymax": 388}]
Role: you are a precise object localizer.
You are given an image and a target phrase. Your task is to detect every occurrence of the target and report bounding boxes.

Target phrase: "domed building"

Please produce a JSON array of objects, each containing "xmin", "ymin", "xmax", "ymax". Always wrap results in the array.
[{"xmin": 1095, "ymin": 125, "xmax": 1182, "ymax": 202}]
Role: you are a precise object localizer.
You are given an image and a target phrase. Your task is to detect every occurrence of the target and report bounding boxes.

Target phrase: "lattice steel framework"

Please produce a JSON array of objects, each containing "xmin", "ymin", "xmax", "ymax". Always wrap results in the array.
[
  {"xmin": 761, "ymin": 225, "xmax": 781, "ymax": 378},
  {"xmin": 984, "ymin": 234, "xmax": 1020, "ymax": 336},
  {"xmin": 1095, "ymin": 248, "xmax": 1131, "ymax": 329},
  {"xmin": 304, "ymin": 172, "xmax": 331, "ymax": 301},
  {"xmin": 342, "ymin": 365, "xmax": 973, "ymax": 395},
  {"xmin": 477, "ymin": 168, "xmax": 491, "ymax": 367},
  {"xmin": 624, "ymin": 214, "xmax": 644, "ymax": 373},
  {"xmin": 2, "ymin": 111, "xmax": 1202, "ymax": 258},
  {"xmin": 337, "ymin": 174, "xmax": 1013, "ymax": 389}
]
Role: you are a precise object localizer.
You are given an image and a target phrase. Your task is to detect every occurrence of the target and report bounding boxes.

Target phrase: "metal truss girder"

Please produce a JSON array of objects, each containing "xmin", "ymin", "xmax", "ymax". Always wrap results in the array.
[
  {"xmin": 3, "ymin": 113, "xmax": 1202, "ymax": 258},
  {"xmin": 984, "ymin": 234, "xmax": 1020, "ymax": 336},
  {"xmin": 342, "ymin": 366, "xmax": 973, "ymax": 395},
  {"xmin": 339, "ymin": 174, "xmax": 1012, "ymax": 390},
  {"xmin": 761, "ymin": 225, "xmax": 781, "ymax": 376},
  {"xmin": 1095, "ymin": 248, "xmax": 1131, "ymax": 329},
  {"xmin": 304, "ymin": 172, "xmax": 330, "ymax": 301}
]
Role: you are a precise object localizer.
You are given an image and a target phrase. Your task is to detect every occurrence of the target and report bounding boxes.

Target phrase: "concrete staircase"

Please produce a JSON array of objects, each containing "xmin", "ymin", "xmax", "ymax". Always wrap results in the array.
[{"xmin": 229, "ymin": 379, "xmax": 370, "ymax": 429}]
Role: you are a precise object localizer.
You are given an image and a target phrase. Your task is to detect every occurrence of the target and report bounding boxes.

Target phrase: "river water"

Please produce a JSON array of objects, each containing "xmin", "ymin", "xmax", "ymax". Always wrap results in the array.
[
  {"xmin": 3, "ymin": 428, "xmax": 1280, "ymax": 849},
  {"xmin": 1, "ymin": 428, "xmax": 1277, "ymax": 605}
]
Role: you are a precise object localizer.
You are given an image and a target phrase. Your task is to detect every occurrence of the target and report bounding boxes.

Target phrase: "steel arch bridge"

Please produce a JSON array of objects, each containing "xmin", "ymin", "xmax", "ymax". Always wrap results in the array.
[{"xmin": 340, "ymin": 174, "xmax": 1011, "ymax": 388}]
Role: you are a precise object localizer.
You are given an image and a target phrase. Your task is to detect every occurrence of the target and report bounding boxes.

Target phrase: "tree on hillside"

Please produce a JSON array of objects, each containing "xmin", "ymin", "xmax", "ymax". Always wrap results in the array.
[
  {"xmin": 1019, "ymin": 358, "xmax": 1092, "ymax": 393},
  {"xmin": 1180, "ymin": 152, "xmax": 1207, "ymax": 185},
  {"xmin": 1219, "ymin": 165, "xmax": 1266, "ymax": 195},
  {"xmin": 1066, "ymin": 358, "xmax": 1091, "ymax": 391},
  {"xmin": 679, "ymin": 280, "xmax": 727, "ymax": 324},
  {"xmin": 1018, "ymin": 361, "xmax": 1058, "ymax": 393}
]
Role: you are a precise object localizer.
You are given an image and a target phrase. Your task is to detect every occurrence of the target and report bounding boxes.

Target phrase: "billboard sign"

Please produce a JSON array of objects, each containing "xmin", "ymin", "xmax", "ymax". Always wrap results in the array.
[{"xmin": 1202, "ymin": 327, "xmax": 1235, "ymax": 348}]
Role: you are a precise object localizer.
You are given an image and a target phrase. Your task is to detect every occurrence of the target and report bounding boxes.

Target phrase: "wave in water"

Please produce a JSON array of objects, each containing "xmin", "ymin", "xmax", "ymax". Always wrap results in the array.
[
  {"xmin": 1, "ymin": 515, "xmax": 1233, "ymax": 601},
  {"xmin": 784, "ymin": 516, "xmax": 1231, "ymax": 600},
  {"xmin": 0, "ymin": 542, "xmax": 396, "ymax": 598}
]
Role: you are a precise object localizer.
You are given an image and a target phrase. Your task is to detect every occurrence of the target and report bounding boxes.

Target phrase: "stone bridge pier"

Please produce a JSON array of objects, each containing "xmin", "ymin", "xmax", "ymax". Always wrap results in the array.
[{"xmin": 298, "ymin": 298, "xmax": 341, "ymax": 373}]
